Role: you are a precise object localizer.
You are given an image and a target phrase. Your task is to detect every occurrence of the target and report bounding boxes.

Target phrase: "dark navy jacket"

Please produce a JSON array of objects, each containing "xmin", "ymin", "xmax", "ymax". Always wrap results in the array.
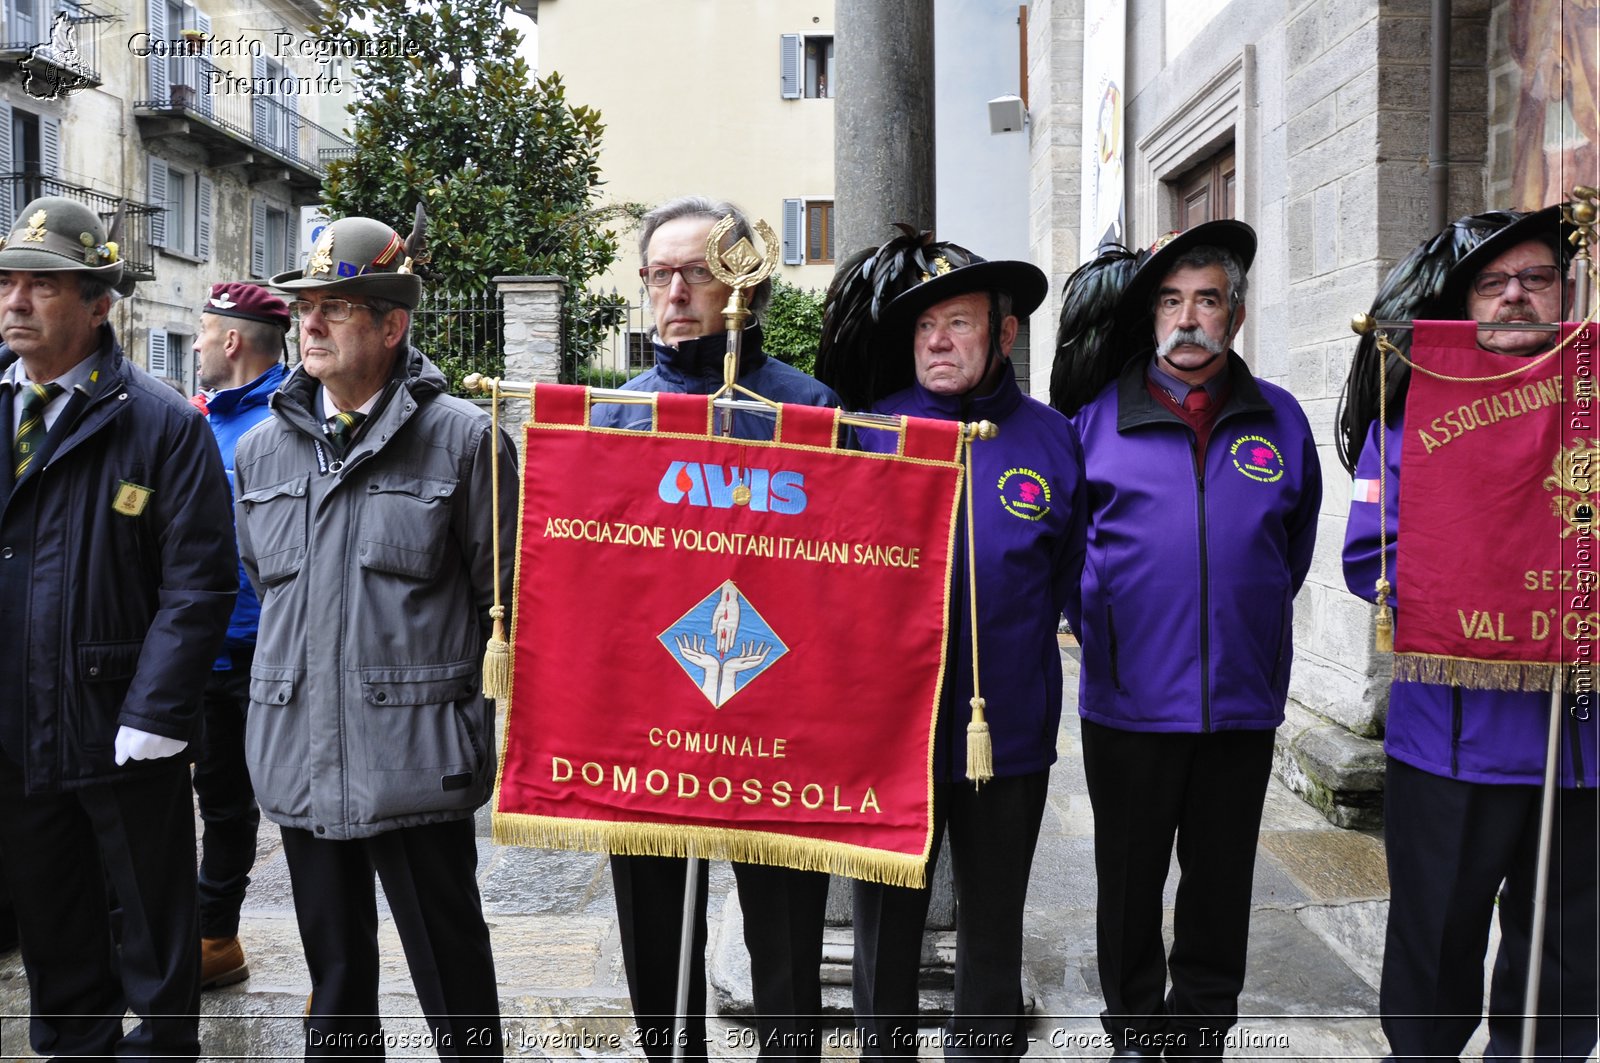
[
  {"xmin": 0, "ymin": 329, "xmax": 237, "ymax": 792},
  {"xmin": 1343, "ymin": 416, "xmax": 1596, "ymax": 787},
  {"xmin": 1072, "ymin": 353, "xmax": 1321, "ymax": 733},
  {"xmin": 859, "ymin": 364, "xmax": 1086, "ymax": 782},
  {"xmin": 205, "ymin": 361, "xmax": 287, "ymax": 660},
  {"xmin": 590, "ymin": 326, "xmax": 838, "ymax": 439}
]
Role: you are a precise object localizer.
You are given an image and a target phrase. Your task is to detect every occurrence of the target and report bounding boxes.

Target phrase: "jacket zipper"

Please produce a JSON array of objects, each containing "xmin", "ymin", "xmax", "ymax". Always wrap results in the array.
[
  {"xmin": 1192, "ymin": 438, "xmax": 1211, "ymax": 732},
  {"xmin": 1450, "ymin": 686, "xmax": 1463, "ymax": 777}
]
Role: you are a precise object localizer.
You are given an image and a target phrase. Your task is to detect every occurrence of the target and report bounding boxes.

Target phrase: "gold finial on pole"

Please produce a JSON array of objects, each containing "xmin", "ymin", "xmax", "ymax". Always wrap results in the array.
[{"xmin": 704, "ymin": 215, "xmax": 780, "ymax": 434}]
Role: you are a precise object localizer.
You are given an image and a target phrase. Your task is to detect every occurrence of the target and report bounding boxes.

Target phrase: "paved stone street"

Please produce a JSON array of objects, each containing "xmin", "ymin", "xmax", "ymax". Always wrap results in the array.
[{"xmin": 0, "ymin": 647, "xmax": 1590, "ymax": 1061}]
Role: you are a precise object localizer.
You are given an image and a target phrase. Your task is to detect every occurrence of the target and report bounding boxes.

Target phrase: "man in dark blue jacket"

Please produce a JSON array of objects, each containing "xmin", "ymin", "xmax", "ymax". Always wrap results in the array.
[
  {"xmin": 593, "ymin": 195, "xmax": 835, "ymax": 1063},
  {"xmin": 191, "ymin": 281, "xmax": 290, "ymax": 989},
  {"xmin": 0, "ymin": 196, "xmax": 237, "ymax": 1059},
  {"xmin": 1069, "ymin": 221, "xmax": 1321, "ymax": 1059},
  {"xmin": 1342, "ymin": 206, "xmax": 1598, "ymax": 1062},
  {"xmin": 820, "ymin": 236, "xmax": 1086, "ymax": 1060}
]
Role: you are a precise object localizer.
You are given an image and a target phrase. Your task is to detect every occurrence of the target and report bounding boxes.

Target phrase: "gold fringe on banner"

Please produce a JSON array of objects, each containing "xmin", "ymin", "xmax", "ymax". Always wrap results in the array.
[
  {"xmin": 490, "ymin": 812, "xmax": 929, "ymax": 889},
  {"xmin": 1392, "ymin": 652, "xmax": 1569, "ymax": 692}
]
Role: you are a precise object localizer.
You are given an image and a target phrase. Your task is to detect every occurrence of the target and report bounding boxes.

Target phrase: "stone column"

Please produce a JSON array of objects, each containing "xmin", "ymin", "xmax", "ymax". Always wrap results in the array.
[
  {"xmin": 494, "ymin": 274, "xmax": 565, "ymax": 449},
  {"xmin": 834, "ymin": 0, "xmax": 936, "ymax": 260}
]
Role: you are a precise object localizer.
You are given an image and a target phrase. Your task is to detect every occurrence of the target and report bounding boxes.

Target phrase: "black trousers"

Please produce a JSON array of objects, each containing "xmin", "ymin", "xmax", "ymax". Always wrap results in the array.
[
  {"xmin": 0, "ymin": 754, "xmax": 200, "ymax": 1063},
  {"xmin": 609, "ymin": 855, "xmax": 830, "ymax": 1062},
  {"xmin": 193, "ymin": 659, "xmax": 260, "ymax": 938},
  {"xmin": 280, "ymin": 818, "xmax": 502, "ymax": 1060},
  {"xmin": 1381, "ymin": 756, "xmax": 1600, "ymax": 1063},
  {"xmin": 1081, "ymin": 720, "xmax": 1275, "ymax": 1059},
  {"xmin": 852, "ymin": 770, "xmax": 1049, "ymax": 1061}
]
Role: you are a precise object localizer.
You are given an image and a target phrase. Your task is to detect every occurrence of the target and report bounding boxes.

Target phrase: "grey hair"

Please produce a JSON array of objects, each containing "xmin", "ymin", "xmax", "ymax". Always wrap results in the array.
[
  {"xmin": 638, "ymin": 195, "xmax": 772, "ymax": 318},
  {"xmin": 1163, "ymin": 245, "xmax": 1249, "ymax": 306},
  {"xmin": 76, "ymin": 275, "xmax": 114, "ymax": 304},
  {"xmin": 362, "ymin": 294, "xmax": 411, "ymax": 347}
]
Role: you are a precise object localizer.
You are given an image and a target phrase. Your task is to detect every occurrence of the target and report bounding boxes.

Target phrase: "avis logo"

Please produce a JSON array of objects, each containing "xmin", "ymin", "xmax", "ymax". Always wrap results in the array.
[{"xmin": 658, "ymin": 462, "xmax": 808, "ymax": 514}]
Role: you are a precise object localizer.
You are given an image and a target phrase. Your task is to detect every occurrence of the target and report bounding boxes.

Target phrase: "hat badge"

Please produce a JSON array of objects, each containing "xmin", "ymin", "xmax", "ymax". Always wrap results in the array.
[
  {"xmin": 22, "ymin": 209, "xmax": 48, "ymax": 243},
  {"xmin": 919, "ymin": 256, "xmax": 953, "ymax": 283},
  {"xmin": 307, "ymin": 228, "xmax": 334, "ymax": 276},
  {"xmin": 210, "ymin": 292, "xmax": 238, "ymax": 309}
]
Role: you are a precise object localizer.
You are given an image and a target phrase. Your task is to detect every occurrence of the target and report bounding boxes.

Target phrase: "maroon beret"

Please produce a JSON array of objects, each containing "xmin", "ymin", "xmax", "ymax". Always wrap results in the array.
[{"xmin": 203, "ymin": 282, "xmax": 291, "ymax": 331}]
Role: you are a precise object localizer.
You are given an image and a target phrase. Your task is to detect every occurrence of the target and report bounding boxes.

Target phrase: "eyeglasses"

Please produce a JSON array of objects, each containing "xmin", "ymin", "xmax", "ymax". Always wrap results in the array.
[
  {"xmin": 639, "ymin": 262, "xmax": 715, "ymax": 287},
  {"xmin": 1472, "ymin": 265, "xmax": 1560, "ymax": 297},
  {"xmin": 287, "ymin": 298, "xmax": 381, "ymax": 322}
]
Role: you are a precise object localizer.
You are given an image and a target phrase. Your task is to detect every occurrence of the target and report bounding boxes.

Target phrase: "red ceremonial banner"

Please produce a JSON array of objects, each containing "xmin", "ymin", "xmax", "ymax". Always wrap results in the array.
[
  {"xmin": 1396, "ymin": 320, "xmax": 1597, "ymax": 689},
  {"xmin": 492, "ymin": 386, "xmax": 965, "ymax": 887}
]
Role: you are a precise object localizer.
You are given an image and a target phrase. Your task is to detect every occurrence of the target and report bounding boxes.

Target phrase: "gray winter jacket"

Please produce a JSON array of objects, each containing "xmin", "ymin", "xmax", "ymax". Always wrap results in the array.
[{"xmin": 233, "ymin": 347, "xmax": 517, "ymax": 839}]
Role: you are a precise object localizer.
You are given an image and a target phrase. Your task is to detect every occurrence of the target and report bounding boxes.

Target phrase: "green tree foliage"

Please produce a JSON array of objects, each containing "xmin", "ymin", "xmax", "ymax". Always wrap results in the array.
[
  {"xmin": 318, "ymin": 0, "xmax": 638, "ymax": 385},
  {"xmin": 762, "ymin": 278, "xmax": 825, "ymax": 376}
]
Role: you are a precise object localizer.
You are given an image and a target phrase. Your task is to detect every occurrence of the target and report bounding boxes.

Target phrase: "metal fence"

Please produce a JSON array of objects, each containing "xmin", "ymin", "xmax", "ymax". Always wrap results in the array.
[
  {"xmin": 587, "ymin": 290, "xmax": 654, "ymax": 381},
  {"xmin": 410, "ymin": 285, "xmax": 504, "ymax": 396}
]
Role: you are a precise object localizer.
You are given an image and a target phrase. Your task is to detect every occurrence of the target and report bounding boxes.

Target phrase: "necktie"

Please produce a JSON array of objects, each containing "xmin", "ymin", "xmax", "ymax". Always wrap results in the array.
[
  {"xmin": 326, "ymin": 410, "xmax": 367, "ymax": 455},
  {"xmin": 14, "ymin": 382, "xmax": 63, "ymax": 479},
  {"xmin": 1182, "ymin": 387, "xmax": 1212, "ymax": 414}
]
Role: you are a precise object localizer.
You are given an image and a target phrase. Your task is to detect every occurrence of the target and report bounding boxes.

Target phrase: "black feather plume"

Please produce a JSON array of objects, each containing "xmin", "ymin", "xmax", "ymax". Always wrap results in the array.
[
  {"xmin": 1333, "ymin": 211, "xmax": 1519, "ymax": 473},
  {"xmin": 815, "ymin": 224, "xmax": 937, "ymax": 410},
  {"xmin": 1049, "ymin": 244, "xmax": 1147, "ymax": 417}
]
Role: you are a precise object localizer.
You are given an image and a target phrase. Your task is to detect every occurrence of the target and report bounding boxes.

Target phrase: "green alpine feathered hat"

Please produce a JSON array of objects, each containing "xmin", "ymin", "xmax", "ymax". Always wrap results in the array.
[
  {"xmin": 0, "ymin": 196, "xmax": 125, "ymax": 285},
  {"xmin": 270, "ymin": 205, "xmax": 427, "ymax": 309}
]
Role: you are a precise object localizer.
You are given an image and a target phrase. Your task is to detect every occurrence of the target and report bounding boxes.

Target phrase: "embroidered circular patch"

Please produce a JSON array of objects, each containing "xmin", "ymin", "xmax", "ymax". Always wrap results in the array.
[
  {"xmin": 1230, "ymin": 435, "xmax": 1285, "ymax": 483},
  {"xmin": 997, "ymin": 467, "xmax": 1053, "ymax": 521}
]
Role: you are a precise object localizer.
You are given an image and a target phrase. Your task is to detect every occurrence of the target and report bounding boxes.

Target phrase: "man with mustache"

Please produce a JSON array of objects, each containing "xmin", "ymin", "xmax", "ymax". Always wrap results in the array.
[
  {"xmin": 1067, "ymin": 221, "xmax": 1322, "ymax": 1059},
  {"xmin": 1342, "ymin": 206, "xmax": 1598, "ymax": 1062}
]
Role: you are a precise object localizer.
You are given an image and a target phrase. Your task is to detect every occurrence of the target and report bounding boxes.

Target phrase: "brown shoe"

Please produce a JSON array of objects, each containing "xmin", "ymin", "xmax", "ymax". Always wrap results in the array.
[{"xmin": 200, "ymin": 935, "xmax": 249, "ymax": 990}]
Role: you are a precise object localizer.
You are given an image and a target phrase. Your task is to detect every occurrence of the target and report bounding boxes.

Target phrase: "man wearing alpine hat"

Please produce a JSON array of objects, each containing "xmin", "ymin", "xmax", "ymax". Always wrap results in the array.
[
  {"xmin": 190, "ymin": 281, "xmax": 292, "ymax": 989},
  {"xmin": 0, "ymin": 196, "xmax": 237, "ymax": 1058},
  {"xmin": 1057, "ymin": 220, "xmax": 1321, "ymax": 1059},
  {"xmin": 235, "ymin": 213, "xmax": 516, "ymax": 1057},
  {"xmin": 1342, "ymin": 205, "xmax": 1597, "ymax": 1062},
  {"xmin": 816, "ymin": 232, "xmax": 1086, "ymax": 1059}
]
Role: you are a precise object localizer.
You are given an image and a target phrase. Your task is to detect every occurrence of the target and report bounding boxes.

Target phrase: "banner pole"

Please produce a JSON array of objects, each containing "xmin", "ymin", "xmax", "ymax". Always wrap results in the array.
[
  {"xmin": 671, "ymin": 856, "xmax": 701, "ymax": 1063},
  {"xmin": 1518, "ymin": 675, "xmax": 1565, "ymax": 1062}
]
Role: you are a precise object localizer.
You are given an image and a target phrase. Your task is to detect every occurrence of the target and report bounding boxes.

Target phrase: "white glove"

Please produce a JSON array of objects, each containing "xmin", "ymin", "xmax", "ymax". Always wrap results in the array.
[{"xmin": 114, "ymin": 725, "xmax": 188, "ymax": 766}]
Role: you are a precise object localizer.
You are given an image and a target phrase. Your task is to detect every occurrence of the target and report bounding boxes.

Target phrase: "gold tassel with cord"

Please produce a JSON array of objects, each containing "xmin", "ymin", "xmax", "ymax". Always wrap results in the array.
[
  {"xmin": 482, "ymin": 604, "xmax": 510, "ymax": 700},
  {"xmin": 966, "ymin": 697, "xmax": 994, "ymax": 787},
  {"xmin": 481, "ymin": 376, "xmax": 510, "ymax": 701},
  {"xmin": 1374, "ymin": 580, "xmax": 1393, "ymax": 653}
]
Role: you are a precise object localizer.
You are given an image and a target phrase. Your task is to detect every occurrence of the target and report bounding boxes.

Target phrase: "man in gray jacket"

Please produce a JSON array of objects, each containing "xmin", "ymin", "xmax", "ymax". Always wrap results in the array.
[{"xmin": 235, "ymin": 214, "xmax": 516, "ymax": 1059}]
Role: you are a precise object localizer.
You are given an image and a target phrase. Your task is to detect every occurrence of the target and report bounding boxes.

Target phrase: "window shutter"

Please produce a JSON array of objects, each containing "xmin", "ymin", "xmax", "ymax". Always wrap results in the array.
[
  {"xmin": 0, "ymin": 101, "xmax": 13, "ymax": 234},
  {"xmin": 197, "ymin": 174, "xmax": 212, "ymax": 260},
  {"xmin": 146, "ymin": 0, "xmax": 166, "ymax": 102},
  {"xmin": 251, "ymin": 55, "xmax": 269, "ymax": 143},
  {"xmin": 779, "ymin": 34, "xmax": 801, "ymax": 99},
  {"xmin": 781, "ymin": 198, "xmax": 803, "ymax": 265},
  {"xmin": 148, "ymin": 329, "xmax": 169, "ymax": 377},
  {"xmin": 41, "ymin": 114, "xmax": 60, "ymax": 178},
  {"xmin": 148, "ymin": 157, "xmax": 168, "ymax": 247},
  {"xmin": 250, "ymin": 198, "xmax": 267, "ymax": 277},
  {"xmin": 195, "ymin": 10, "xmax": 214, "ymax": 117},
  {"xmin": 286, "ymin": 210, "xmax": 299, "ymax": 271}
]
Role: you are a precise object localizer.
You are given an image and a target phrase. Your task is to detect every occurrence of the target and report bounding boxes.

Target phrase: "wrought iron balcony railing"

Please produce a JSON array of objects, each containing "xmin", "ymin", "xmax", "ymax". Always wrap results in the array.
[{"xmin": 136, "ymin": 56, "xmax": 353, "ymax": 179}]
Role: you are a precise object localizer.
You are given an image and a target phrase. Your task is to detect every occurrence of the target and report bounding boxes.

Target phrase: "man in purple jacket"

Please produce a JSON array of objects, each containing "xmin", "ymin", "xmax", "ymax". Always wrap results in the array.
[
  {"xmin": 819, "ymin": 236, "xmax": 1086, "ymax": 1060},
  {"xmin": 1069, "ymin": 221, "xmax": 1321, "ymax": 1060},
  {"xmin": 1342, "ymin": 206, "xmax": 1598, "ymax": 1063}
]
